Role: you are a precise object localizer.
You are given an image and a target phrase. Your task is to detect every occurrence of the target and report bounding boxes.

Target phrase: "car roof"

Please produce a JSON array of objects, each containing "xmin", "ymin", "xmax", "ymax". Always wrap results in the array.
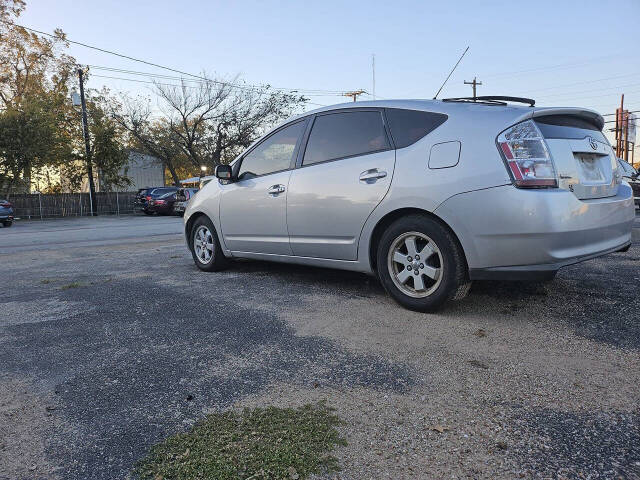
[{"xmin": 282, "ymin": 99, "xmax": 604, "ymax": 129}]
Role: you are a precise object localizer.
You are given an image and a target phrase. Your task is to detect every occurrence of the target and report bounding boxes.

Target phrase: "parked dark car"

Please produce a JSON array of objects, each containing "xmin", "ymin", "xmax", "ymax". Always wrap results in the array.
[
  {"xmin": 0, "ymin": 199, "xmax": 14, "ymax": 227},
  {"xmin": 173, "ymin": 188, "xmax": 199, "ymax": 216},
  {"xmin": 617, "ymin": 159, "xmax": 640, "ymax": 207},
  {"xmin": 146, "ymin": 191, "xmax": 178, "ymax": 215},
  {"xmin": 134, "ymin": 187, "xmax": 179, "ymax": 215}
]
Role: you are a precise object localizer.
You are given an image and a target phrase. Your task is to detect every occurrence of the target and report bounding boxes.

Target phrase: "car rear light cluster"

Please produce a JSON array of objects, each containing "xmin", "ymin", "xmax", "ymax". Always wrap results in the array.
[
  {"xmin": 1, "ymin": 202, "xmax": 11, "ymax": 208},
  {"xmin": 497, "ymin": 120, "xmax": 557, "ymax": 188}
]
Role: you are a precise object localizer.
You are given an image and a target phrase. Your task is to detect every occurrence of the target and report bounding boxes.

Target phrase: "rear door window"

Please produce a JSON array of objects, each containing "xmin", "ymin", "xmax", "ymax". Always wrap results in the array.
[
  {"xmin": 385, "ymin": 108, "xmax": 448, "ymax": 148},
  {"xmin": 302, "ymin": 111, "xmax": 390, "ymax": 166}
]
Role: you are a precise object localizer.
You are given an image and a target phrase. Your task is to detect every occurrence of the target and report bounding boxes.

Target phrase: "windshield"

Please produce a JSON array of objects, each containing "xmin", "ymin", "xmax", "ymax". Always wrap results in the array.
[{"xmin": 618, "ymin": 159, "xmax": 637, "ymax": 176}]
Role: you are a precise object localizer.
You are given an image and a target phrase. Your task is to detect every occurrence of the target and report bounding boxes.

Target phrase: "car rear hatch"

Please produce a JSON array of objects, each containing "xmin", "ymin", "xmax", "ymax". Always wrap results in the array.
[{"xmin": 532, "ymin": 111, "xmax": 618, "ymax": 200}]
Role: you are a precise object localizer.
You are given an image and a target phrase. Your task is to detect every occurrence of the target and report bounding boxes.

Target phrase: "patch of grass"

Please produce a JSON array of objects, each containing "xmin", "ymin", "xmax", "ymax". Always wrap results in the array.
[
  {"xmin": 40, "ymin": 279, "xmax": 51, "ymax": 284},
  {"xmin": 60, "ymin": 282, "xmax": 81, "ymax": 290},
  {"xmin": 135, "ymin": 403, "xmax": 346, "ymax": 480}
]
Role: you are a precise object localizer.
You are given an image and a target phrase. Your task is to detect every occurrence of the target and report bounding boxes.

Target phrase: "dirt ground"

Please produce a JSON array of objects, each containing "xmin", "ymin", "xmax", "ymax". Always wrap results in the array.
[{"xmin": 1, "ymin": 215, "xmax": 639, "ymax": 479}]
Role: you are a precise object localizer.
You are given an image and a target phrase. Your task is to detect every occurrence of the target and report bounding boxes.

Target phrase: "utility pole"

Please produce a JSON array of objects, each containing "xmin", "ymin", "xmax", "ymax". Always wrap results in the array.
[
  {"xmin": 372, "ymin": 54, "xmax": 376, "ymax": 100},
  {"xmin": 616, "ymin": 94, "xmax": 624, "ymax": 158},
  {"xmin": 343, "ymin": 90, "xmax": 366, "ymax": 102},
  {"xmin": 464, "ymin": 77, "xmax": 482, "ymax": 98},
  {"xmin": 78, "ymin": 67, "xmax": 97, "ymax": 216}
]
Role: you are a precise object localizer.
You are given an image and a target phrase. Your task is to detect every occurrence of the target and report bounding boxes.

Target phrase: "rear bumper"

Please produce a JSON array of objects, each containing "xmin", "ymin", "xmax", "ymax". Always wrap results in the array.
[
  {"xmin": 469, "ymin": 240, "xmax": 631, "ymax": 281},
  {"xmin": 434, "ymin": 183, "xmax": 635, "ymax": 279}
]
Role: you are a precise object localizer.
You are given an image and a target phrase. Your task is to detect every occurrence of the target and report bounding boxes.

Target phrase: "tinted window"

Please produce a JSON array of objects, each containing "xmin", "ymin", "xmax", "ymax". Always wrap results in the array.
[
  {"xmin": 303, "ymin": 111, "xmax": 389, "ymax": 166},
  {"xmin": 618, "ymin": 159, "xmax": 637, "ymax": 176},
  {"xmin": 238, "ymin": 121, "xmax": 305, "ymax": 179},
  {"xmin": 149, "ymin": 187, "xmax": 177, "ymax": 196},
  {"xmin": 535, "ymin": 115, "xmax": 607, "ymax": 143},
  {"xmin": 385, "ymin": 109, "xmax": 448, "ymax": 148}
]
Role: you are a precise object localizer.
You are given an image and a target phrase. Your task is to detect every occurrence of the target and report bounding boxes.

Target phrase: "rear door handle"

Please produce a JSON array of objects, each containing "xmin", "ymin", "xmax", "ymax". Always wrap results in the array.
[
  {"xmin": 268, "ymin": 184, "xmax": 286, "ymax": 195},
  {"xmin": 359, "ymin": 169, "xmax": 387, "ymax": 183}
]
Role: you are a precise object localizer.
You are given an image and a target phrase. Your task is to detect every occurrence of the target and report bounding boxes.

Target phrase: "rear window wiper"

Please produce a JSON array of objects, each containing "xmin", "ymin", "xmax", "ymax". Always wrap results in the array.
[{"xmin": 443, "ymin": 96, "xmax": 535, "ymax": 107}]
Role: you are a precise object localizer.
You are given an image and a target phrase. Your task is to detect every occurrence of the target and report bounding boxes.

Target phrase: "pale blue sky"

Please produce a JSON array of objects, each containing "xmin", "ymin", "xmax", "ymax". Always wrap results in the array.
[{"xmin": 21, "ymin": 0, "xmax": 640, "ymax": 120}]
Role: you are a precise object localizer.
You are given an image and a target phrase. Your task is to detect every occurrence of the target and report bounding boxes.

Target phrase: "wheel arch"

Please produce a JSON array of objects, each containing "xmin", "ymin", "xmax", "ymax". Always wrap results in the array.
[{"xmin": 368, "ymin": 207, "xmax": 469, "ymax": 274}]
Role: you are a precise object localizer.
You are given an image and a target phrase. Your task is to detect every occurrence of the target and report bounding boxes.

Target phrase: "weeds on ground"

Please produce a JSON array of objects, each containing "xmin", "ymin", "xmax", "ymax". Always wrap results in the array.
[
  {"xmin": 60, "ymin": 282, "xmax": 81, "ymax": 290},
  {"xmin": 135, "ymin": 403, "xmax": 346, "ymax": 480}
]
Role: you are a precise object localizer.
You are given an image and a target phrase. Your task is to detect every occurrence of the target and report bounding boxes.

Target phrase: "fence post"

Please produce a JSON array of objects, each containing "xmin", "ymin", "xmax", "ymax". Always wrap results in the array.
[
  {"xmin": 38, "ymin": 192, "xmax": 43, "ymax": 221},
  {"xmin": 116, "ymin": 191, "xmax": 120, "ymax": 216}
]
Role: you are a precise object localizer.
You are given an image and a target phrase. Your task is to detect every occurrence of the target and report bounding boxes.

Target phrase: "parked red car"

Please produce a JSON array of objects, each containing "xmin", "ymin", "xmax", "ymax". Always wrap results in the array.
[{"xmin": 145, "ymin": 191, "xmax": 178, "ymax": 215}]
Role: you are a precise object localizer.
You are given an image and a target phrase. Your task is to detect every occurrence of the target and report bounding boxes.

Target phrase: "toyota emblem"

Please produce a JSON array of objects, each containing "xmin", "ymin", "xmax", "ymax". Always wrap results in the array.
[{"xmin": 588, "ymin": 136, "xmax": 598, "ymax": 150}]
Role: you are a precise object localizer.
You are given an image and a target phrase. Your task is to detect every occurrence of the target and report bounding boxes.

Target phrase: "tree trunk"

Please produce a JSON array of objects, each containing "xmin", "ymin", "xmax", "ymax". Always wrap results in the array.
[{"xmin": 164, "ymin": 159, "xmax": 181, "ymax": 187}]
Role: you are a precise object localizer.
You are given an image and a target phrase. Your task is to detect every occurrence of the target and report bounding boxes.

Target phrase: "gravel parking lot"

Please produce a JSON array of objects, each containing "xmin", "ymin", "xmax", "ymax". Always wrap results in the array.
[{"xmin": 1, "ymin": 215, "xmax": 639, "ymax": 479}]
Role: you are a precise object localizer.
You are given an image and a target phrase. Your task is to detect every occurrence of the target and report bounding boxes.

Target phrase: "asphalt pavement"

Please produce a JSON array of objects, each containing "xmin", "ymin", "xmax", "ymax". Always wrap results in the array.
[{"xmin": 1, "ymin": 214, "xmax": 639, "ymax": 479}]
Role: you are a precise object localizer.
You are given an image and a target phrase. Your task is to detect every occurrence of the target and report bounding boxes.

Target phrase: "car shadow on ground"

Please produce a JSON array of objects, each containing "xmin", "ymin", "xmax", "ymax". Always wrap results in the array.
[{"xmin": 222, "ymin": 246, "xmax": 640, "ymax": 350}]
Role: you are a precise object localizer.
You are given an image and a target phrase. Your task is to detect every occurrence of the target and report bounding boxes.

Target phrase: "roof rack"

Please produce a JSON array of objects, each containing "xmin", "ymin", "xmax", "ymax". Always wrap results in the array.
[{"xmin": 442, "ymin": 96, "xmax": 535, "ymax": 107}]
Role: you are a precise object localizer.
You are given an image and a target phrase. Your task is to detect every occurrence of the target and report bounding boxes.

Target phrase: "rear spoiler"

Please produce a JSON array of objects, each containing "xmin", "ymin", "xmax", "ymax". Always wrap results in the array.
[{"xmin": 529, "ymin": 107, "xmax": 604, "ymax": 131}]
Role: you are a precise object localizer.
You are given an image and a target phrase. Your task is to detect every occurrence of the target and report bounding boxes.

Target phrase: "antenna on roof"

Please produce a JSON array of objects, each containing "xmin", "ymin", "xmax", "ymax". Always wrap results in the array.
[{"xmin": 433, "ymin": 46, "xmax": 469, "ymax": 100}]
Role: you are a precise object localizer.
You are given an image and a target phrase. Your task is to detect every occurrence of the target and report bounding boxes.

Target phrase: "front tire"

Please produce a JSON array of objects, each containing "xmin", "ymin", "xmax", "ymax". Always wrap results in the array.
[
  {"xmin": 376, "ymin": 215, "xmax": 469, "ymax": 312},
  {"xmin": 190, "ymin": 216, "xmax": 228, "ymax": 272}
]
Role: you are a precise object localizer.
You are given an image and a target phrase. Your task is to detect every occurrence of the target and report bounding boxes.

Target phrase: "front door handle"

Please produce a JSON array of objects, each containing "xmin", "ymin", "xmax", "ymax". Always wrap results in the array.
[
  {"xmin": 359, "ymin": 168, "xmax": 387, "ymax": 183},
  {"xmin": 268, "ymin": 184, "xmax": 286, "ymax": 195}
]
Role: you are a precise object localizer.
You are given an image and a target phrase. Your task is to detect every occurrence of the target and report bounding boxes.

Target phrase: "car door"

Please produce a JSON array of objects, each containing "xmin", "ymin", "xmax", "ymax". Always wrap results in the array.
[
  {"xmin": 219, "ymin": 119, "xmax": 306, "ymax": 255},
  {"xmin": 287, "ymin": 109, "xmax": 395, "ymax": 260}
]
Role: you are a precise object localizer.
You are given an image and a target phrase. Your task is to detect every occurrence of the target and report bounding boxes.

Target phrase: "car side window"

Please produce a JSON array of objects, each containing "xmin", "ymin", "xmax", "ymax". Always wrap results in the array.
[
  {"xmin": 302, "ymin": 111, "xmax": 389, "ymax": 166},
  {"xmin": 237, "ymin": 121, "xmax": 305, "ymax": 180},
  {"xmin": 385, "ymin": 108, "xmax": 448, "ymax": 149}
]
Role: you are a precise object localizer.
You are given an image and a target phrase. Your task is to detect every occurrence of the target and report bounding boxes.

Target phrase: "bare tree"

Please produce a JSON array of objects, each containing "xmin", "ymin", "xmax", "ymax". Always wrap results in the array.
[
  {"xmin": 110, "ymin": 95, "xmax": 184, "ymax": 186},
  {"xmin": 154, "ymin": 75, "xmax": 306, "ymax": 169}
]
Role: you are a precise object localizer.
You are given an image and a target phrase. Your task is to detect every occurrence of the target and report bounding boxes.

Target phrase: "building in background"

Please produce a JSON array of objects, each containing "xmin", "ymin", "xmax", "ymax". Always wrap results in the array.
[{"xmin": 114, "ymin": 151, "xmax": 165, "ymax": 191}]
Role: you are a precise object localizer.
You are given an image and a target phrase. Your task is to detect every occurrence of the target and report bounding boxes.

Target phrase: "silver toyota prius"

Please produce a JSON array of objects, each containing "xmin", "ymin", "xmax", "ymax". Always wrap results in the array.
[{"xmin": 183, "ymin": 97, "xmax": 635, "ymax": 311}]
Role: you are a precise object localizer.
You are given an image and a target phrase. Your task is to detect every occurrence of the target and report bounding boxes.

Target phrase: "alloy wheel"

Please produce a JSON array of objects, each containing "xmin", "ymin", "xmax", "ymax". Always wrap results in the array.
[
  {"xmin": 387, "ymin": 231, "xmax": 443, "ymax": 298},
  {"xmin": 193, "ymin": 225, "xmax": 214, "ymax": 264}
]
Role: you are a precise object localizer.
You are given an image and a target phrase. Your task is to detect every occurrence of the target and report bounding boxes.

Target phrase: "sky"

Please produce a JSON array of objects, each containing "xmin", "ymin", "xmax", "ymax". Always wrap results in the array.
[{"xmin": 19, "ymin": 0, "xmax": 640, "ymax": 144}]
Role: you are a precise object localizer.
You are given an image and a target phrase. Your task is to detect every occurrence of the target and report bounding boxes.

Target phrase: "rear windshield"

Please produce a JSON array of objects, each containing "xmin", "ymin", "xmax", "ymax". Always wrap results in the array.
[
  {"xmin": 535, "ymin": 115, "xmax": 607, "ymax": 143},
  {"xmin": 385, "ymin": 109, "xmax": 448, "ymax": 149},
  {"xmin": 150, "ymin": 187, "xmax": 177, "ymax": 196}
]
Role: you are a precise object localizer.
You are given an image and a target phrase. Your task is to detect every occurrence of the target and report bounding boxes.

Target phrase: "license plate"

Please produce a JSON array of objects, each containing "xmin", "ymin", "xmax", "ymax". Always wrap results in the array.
[{"xmin": 576, "ymin": 154, "xmax": 605, "ymax": 183}]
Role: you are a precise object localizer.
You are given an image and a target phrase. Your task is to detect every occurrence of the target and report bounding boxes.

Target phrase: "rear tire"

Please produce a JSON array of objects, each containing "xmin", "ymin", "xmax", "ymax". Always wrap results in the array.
[
  {"xmin": 2, "ymin": 221, "xmax": 12, "ymax": 227},
  {"xmin": 376, "ymin": 215, "xmax": 469, "ymax": 312},
  {"xmin": 143, "ymin": 210, "xmax": 154, "ymax": 216},
  {"xmin": 190, "ymin": 216, "xmax": 229, "ymax": 272}
]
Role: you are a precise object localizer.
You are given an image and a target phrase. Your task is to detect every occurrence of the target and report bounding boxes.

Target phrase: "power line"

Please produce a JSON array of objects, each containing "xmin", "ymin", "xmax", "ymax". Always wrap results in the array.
[
  {"xmin": 90, "ymin": 73, "xmax": 341, "ymax": 97},
  {"xmin": 88, "ymin": 65, "xmax": 345, "ymax": 95},
  {"xmin": 0, "ymin": 20, "xmax": 345, "ymax": 96},
  {"xmin": 1, "ymin": 20, "xmax": 210, "ymax": 81},
  {"xmin": 483, "ymin": 54, "xmax": 624, "ymax": 79},
  {"xmin": 523, "ymin": 72, "xmax": 640, "ymax": 94},
  {"xmin": 535, "ymin": 82, "xmax": 640, "ymax": 100}
]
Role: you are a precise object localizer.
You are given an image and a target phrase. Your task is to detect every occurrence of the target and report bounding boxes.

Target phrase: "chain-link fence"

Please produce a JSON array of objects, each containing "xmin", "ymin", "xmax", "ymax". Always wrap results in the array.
[{"xmin": 7, "ymin": 192, "xmax": 138, "ymax": 219}]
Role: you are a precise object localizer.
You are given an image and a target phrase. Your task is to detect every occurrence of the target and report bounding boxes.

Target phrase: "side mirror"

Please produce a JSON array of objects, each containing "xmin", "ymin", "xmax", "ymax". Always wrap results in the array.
[{"xmin": 215, "ymin": 164, "xmax": 233, "ymax": 181}]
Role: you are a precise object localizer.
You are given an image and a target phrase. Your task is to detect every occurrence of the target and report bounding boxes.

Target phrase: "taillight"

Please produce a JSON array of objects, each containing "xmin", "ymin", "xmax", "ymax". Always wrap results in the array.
[
  {"xmin": 497, "ymin": 120, "xmax": 557, "ymax": 188},
  {"xmin": 1, "ymin": 202, "xmax": 11, "ymax": 208},
  {"xmin": 155, "ymin": 200, "xmax": 166, "ymax": 205},
  {"xmin": 146, "ymin": 196, "xmax": 152, "ymax": 201}
]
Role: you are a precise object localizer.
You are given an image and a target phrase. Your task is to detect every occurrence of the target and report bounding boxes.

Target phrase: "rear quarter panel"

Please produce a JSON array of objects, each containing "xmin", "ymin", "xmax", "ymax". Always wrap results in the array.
[{"xmin": 357, "ymin": 105, "xmax": 527, "ymax": 270}]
